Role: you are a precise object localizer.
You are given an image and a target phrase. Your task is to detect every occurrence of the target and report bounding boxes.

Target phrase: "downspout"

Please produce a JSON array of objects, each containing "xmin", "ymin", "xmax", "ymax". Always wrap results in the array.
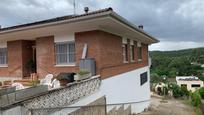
[{"xmin": 81, "ymin": 43, "xmax": 88, "ymax": 59}]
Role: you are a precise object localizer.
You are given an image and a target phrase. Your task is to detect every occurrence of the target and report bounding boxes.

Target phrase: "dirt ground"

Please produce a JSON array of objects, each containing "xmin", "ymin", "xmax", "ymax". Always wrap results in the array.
[{"xmin": 139, "ymin": 96, "xmax": 198, "ymax": 115}]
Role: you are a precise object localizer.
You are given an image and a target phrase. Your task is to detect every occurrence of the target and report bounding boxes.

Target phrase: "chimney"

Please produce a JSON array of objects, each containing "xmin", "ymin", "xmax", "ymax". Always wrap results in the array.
[
  {"xmin": 84, "ymin": 7, "xmax": 89, "ymax": 13},
  {"xmin": 138, "ymin": 25, "xmax": 143, "ymax": 29}
]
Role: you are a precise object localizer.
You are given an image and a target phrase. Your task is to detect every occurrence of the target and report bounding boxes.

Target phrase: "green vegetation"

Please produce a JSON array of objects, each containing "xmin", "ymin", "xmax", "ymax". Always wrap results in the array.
[
  {"xmin": 29, "ymin": 79, "xmax": 40, "ymax": 86},
  {"xmin": 77, "ymin": 70, "xmax": 90, "ymax": 76},
  {"xmin": 198, "ymin": 87, "xmax": 204, "ymax": 99},
  {"xmin": 150, "ymin": 47, "xmax": 204, "ymax": 82},
  {"xmin": 191, "ymin": 91, "xmax": 201, "ymax": 107},
  {"xmin": 168, "ymin": 83, "xmax": 189, "ymax": 98}
]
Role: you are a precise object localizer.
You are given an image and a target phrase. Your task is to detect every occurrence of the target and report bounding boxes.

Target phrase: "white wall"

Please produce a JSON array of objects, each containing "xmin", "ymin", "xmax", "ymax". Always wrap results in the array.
[
  {"xmin": 100, "ymin": 66, "xmax": 150, "ymax": 113},
  {"xmin": 177, "ymin": 80, "xmax": 204, "ymax": 92},
  {"xmin": 54, "ymin": 32, "xmax": 74, "ymax": 43},
  {"xmin": 52, "ymin": 66, "xmax": 150, "ymax": 114},
  {"xmin": 0, "ymin": 42, "xmax": 7, "ymax": 48}
]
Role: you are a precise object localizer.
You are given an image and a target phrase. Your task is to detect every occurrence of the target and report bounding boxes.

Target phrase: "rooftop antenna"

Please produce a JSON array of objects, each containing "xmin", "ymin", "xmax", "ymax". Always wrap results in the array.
[{"xmin": 73, "ymin": 0, "xmax": 76, "ymax": 15}]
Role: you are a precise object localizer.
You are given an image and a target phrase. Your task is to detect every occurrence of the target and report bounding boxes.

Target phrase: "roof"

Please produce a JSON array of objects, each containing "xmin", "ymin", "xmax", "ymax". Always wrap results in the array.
[
  {"xmin": 0, "ymin": 7, "xmax": 159, "ymax": 43},
  {"xmin": 177, "ymin": 78, "xmax": 200, "ymax": 81},
  {"xmin": 0, "ymin": 8, "xmax": 113, "ymax": 32},
  {"xmin": 176, "ymin": 76, "xmax": 202, "ymax": 81}
]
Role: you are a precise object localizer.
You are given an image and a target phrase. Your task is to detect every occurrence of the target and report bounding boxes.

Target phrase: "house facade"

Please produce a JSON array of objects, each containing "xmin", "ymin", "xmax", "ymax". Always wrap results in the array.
[
  {"xmin": 0, "ymin": 8, "xmax": 158, "ymax": 114},
  {"xmin": 176, "ymin": 76, "xmax": 204, "ymax": 92}
]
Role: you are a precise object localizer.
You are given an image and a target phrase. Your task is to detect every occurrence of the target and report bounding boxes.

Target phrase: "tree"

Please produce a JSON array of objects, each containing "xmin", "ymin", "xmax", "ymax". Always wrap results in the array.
[{"xmin": 150, "ymin": 73, "xmax": 163, "ymax": 83}]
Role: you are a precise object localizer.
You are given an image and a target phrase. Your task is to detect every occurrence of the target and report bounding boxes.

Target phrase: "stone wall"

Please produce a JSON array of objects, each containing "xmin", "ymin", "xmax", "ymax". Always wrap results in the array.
[{"xmin": 24, "ymin": 77, "xmax": 100, "ymax": 114}]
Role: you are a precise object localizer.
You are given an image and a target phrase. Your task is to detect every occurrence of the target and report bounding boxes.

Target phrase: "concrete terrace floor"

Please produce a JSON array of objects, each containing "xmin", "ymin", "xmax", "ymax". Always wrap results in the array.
[{"xmin": 139, "ymin": 96, "xmax": 198, "ymax": 115}]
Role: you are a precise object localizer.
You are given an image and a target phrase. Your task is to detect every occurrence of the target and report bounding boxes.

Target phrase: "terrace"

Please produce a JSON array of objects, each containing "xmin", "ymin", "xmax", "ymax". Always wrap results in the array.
[{"xmin": 0, "ymin": 75, "xmax": 100, "ymax": 114}]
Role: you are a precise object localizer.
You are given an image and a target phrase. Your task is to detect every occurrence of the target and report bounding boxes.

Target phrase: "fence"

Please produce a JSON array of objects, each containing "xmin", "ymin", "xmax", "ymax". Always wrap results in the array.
[{"xmin": 29, "ymin": 99, "xmax": 150, "ymax": 115}]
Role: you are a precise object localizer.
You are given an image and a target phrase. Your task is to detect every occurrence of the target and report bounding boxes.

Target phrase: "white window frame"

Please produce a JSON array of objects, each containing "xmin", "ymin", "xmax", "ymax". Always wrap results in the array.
[
  {"xmin": 122, "ymin": 37, "xmax": 128, "ymax": 63},
  {"xmin": 55, "ymin": 41, "xmax": 75, "ymax": 66},
  {"xmin": 0, "ymin": 48, "xmax": 7, "ymax": 67},
  {"xmin": 130, "ymin": 40, "xmax": 135, "ymax": 62},
  {"xmin": 137, "ymin": 42, "xmax": 142, "ymax": 62}
]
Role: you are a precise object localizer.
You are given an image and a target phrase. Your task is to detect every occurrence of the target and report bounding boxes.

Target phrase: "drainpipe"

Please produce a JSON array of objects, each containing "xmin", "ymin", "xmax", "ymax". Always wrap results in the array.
[{"xmin": 81, "ymin": 43, "xmax": 88, "ymax": 59}]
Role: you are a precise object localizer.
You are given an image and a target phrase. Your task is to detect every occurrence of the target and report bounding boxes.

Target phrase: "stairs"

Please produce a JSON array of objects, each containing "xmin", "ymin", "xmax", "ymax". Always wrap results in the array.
[{"xmin": 107, "ymin": 105, "xmax": 131, "ymax": 115}]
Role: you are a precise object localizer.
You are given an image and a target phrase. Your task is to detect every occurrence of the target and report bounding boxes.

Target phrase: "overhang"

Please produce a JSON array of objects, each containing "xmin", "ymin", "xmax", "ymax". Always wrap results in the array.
[{"xmin": 0, "ymin": 8, "xmax": 159, "ymax": 44}]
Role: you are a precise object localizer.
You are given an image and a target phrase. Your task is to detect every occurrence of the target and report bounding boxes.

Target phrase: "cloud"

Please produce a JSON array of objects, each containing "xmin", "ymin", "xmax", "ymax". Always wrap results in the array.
[
  {"xmin": 149, "ymin": 40, "xmax": 204, "ymax": 51},
  {"xmin": 0, "ymin": 0, "xmax": 204, "ymax": 50}
]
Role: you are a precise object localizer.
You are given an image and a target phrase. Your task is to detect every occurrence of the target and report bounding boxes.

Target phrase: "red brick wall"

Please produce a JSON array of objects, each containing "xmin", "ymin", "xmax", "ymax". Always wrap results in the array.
[
  {"xmin": 36, "ymin": 36, "xmax": 77, "ymax": 78},
  {"xmin": 75, "ymin": 30, "xmax": 123, "ymax": 75},
  {"xmin": 97, "ymin": 31, "xmax": 123, "ymax": 68},
  {"xmin": 0, "ymin": 67, "xmax": 9, "ymax": 77},
  {"xmin": 2, "ymin": 40, "xmax": 35, "ymax": 78},
  {"xmin": 0, "ymin": 30, "xmax": 149, "ymax": 79},
  {"xmin": 100, "ymin": 44, "xmax": 148, "ymax": 79},
  {"xmin": 75, "ymin": 30, "xmax": 107, "ymax": 74},
  {"xmin": 7, "ymin": 40, "xmax": 23, "ymax": 77},
  {"xmin": 75, "ymin": 30, "xmax": 149, "ymax": 79}
]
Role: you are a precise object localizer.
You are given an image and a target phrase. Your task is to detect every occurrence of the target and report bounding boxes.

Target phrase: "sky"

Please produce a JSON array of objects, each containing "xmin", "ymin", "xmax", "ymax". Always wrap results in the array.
[{"xmin": 0, "ymin": 0, "xmax": 204, "ymax": 51}]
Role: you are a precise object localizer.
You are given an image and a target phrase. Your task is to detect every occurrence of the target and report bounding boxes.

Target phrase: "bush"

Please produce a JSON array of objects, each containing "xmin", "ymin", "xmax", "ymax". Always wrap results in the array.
[
  {"xmin": 168, "ymin": 83, "xmax": 190, "ymax": 98},
  {"xmin": 171, "ymin": 83, "xmax": 183, "ymax": 98},
  {"xmin": 77, "ymin": 70, "xmax": 90, "ymax": 76},
  {"xmin": 181, "ymin": 86, "xmax": 189, "ymax": 97},
  {"xmin": 198, "ymin": 87, "xmax": 204, "ymax": 99},
  {"xmin": 191, "ymin": 91, "xmax": 201, "ymax": 107}
]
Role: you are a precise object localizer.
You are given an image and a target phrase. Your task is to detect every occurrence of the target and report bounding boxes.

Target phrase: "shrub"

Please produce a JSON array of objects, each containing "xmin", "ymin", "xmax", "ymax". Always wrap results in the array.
[
  {"xmin": 29, "ymin": 80, "xmax": 40, "ymax": 86},
  {"xmin": 191, "ymin": 91, "xmax": 201, "ymax": 107},
  {"xmin": 181, "ymin": 86, "xmax": 189, "ymax": 97},
  {"xmin": 77, "ymin": 70, "xmax": 90, "ymax": 76},
  {"xmin": 171, "ymin": 83, "xmax": 183, "ymax": 98},
  {"xmin": 198, "ymin": 87, "xmax": 204, "ymax": 99}
]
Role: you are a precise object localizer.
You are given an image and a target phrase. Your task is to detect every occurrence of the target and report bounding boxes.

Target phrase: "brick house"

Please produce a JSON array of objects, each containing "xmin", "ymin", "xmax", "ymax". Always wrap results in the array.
[{"xmin": 0, "ymin": 8, "xmax": 158, "ymax": 113}]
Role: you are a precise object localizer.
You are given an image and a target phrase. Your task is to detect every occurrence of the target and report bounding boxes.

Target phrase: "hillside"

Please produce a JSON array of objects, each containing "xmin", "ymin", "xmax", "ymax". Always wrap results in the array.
[
  {"xmin": 150, "ymin": 47, "xmax": 204, "ymax": 64},
  {"xmin": 150, "ymin": 47, "xmax": 204, "ymax": 82}
]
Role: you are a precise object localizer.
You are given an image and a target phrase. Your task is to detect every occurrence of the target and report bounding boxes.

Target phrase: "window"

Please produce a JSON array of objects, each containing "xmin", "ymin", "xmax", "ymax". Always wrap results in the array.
[
  {"xmin": 140, "ymin": 72, "xmax": 148, "ymax": 85},
  {"xmin": 191, "ymin": 84, "xmax": 200, "ymax": 87},
  {"xmin": 55, "ymin": 42, "xmax": 75, "ymax": 64},
  {"xmin": 122, "ymin": 44, "xmax": 128, "ymax": 62},
  {"xmin": 138, "ymin": 46, "xmax": 142, "ymax": 61},
  {"xmin": 130, "ymin": 45, "xmax": 135, "ymax": 61},
  {"xmin": 0, "ymin": 48, "xmax": 7, "ymax": 65}
]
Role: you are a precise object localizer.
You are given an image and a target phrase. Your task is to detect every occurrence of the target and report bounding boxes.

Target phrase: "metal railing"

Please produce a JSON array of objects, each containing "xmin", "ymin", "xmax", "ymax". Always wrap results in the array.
[{"xmin": 29, "ymin": 100, "xmax": 150, "ymax": 115}]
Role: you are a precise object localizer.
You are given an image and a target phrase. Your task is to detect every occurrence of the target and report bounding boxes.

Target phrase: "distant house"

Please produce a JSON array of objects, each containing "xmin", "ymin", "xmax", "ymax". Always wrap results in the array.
[
  {"xmin": 176, "ymin": 76, "xmax": 204, "ymax": 92},
  {"xmin": 0, "ymin": 7, "xmax": 158, "ymax": 114}
]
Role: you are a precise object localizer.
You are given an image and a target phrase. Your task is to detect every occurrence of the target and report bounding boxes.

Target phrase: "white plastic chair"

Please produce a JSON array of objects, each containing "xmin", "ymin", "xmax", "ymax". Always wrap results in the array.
[
  {"xmin": 51, "ymin": 79, "xmax": 60, "ymax": 89},
  {"xmin": 11, "ymin": 82, "xmax": 25, "ymax": 90},
  {"xmin": 40, "ymin": 74, "xmax": 53, "ymax": 88}
]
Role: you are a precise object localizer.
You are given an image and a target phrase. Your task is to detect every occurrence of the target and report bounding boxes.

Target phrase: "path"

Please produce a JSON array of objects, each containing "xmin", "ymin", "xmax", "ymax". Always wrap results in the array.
[{"xmin": 139, "ymin": 96, "xmax": 198, "ymax": 115}]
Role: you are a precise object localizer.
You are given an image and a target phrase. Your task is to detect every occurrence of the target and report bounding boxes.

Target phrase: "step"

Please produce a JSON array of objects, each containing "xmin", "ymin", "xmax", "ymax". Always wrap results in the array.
[
  {"xmin": 117, "ymin": 105, "xmax": 124, "ymax": 115},
  {"xmin": 107, "ymin": 107, "xmax": 117, "ymax": 115}
]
